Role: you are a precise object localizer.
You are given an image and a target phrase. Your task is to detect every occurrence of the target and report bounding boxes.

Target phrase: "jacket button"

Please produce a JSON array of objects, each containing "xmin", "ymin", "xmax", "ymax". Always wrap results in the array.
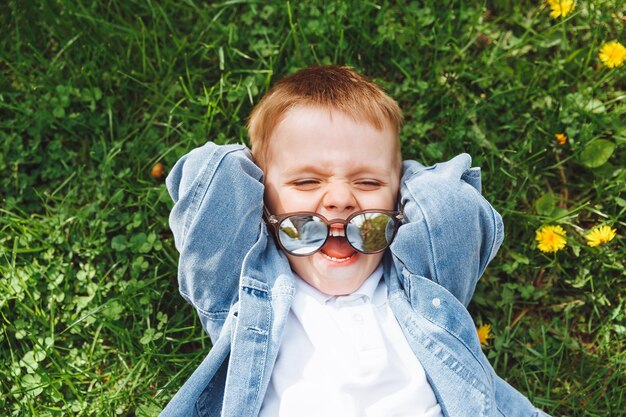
[{"xmin": 432, "ymin": 298, "xmax": 441, "ymax": 307}]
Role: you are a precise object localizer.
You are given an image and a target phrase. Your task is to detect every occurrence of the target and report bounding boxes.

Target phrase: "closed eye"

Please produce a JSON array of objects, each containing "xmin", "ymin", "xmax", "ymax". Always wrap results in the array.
[
  {"xmin": 355, "ymin": 180, "xmax": 383, "ymax": 190},
  {"xmin": 291, "ymin": 179, "xmax": 321, "ymax": 190}
]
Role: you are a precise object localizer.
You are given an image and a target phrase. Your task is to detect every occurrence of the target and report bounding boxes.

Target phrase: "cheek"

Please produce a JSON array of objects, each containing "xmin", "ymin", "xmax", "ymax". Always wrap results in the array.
[
  {"xmin": 387, "ymin": 181, "xmax": 401, "ymax": 209},
  {"xmin": 360, "ymin": 191, "xmax": 397, "ymax": 211},
  {"xmin": 265, "ymin": 187, "xmax": 320, "ymax": 213},
  {"xmin": 282, "ymin": 193, "xmax": 321, "ymax": 212},
  {"xmin": 263, "ymin": 182, "xmax": 281, "ymax": 212}
]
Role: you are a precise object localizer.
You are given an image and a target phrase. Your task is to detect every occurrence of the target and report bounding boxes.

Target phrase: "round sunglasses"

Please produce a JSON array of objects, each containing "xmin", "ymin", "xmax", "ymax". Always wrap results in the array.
[{"xmin": 264, "ymin": 208, "xmax": 404, "ymax": 256}]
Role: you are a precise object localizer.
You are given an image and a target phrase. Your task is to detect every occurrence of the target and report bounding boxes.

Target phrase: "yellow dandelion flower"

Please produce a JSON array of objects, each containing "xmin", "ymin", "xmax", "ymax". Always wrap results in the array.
[
  {"xmin": 547, "ymin": 0, "xmax": 575, "ymax": 19},
  {"xmin": 476, "ymin": 324, "xmax": 493, "ymax": 348},
  {"xmin": 599, "ymin": 41, "xmax": 626, "ymax": 69},
  {"xmin": 535, "ymin": 225, "xmax": 567, "ymax": 253},
  {"xmin": 585, "ymin": 225, "xmax": 617, "ymax": 247},
  {"xmin": 554, "ymin": 133, "xmax": 567, "ymax": 145}
]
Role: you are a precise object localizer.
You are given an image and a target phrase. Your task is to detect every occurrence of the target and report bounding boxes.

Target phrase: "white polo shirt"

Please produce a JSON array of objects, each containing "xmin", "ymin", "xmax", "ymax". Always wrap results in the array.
[{"xmin": 260, "ymin": 266, "xmax": 444, "ymax": 417}]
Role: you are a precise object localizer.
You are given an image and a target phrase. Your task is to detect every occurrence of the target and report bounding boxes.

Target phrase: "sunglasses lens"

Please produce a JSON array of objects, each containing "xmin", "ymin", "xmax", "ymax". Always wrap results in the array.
[
  {"xmin": 347, "ymin": 212, "xmax": 396, "ymax": 253},
  {"xmin": 278, "ymin": 215, "xmax": 328, "ymax": 255}
]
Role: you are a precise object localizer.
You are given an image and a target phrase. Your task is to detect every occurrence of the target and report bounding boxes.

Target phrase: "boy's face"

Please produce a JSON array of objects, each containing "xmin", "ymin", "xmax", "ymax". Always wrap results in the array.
[{"xmin": 264, "ymin": 106, "xmax": 401, "ymax": 296}]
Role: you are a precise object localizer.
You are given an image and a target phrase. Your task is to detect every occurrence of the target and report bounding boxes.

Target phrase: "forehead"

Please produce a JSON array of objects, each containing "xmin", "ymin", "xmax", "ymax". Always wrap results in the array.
[{"xmin": 265, "ymin": 106, "xmax": 400, "ymax": 173}]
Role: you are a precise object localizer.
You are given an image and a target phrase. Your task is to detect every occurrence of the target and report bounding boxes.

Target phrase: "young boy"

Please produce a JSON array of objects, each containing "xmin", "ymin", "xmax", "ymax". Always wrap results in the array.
[{"xmin": 160, "ymin": 66, "xmax": 550, "ymax": 417}]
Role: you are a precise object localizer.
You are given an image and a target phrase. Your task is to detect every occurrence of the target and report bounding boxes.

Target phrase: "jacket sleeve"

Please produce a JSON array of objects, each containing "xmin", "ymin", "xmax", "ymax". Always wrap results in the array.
[
  {"xmin": 166, "ymin": 142, "xmax": 264, "ymax": 342},
  {"xmin": 390, "ymin": 153, "xmax": 504, "ymax": 306},
  {"xmin": 494, "ymin": 374, "xmax": 552, "ymax": 416}
]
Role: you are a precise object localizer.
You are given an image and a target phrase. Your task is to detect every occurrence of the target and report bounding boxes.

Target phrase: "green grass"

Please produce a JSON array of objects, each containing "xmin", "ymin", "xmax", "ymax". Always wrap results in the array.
[{"xmin": 1, "ymin": 0, "xmax": 625, "ymax": 415}]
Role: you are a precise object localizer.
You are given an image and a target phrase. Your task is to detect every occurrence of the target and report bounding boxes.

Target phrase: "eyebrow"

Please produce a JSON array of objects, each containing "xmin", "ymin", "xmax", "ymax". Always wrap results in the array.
[{"xmin": 282, "ymin": 165, "xmax": 326, "ymax": 176}]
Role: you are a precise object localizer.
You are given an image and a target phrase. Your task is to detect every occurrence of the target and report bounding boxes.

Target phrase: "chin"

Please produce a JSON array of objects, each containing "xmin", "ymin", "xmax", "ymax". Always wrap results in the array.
[{"xmin": 289, "ymin": 252, "xmax": 383, "ymax": 296}]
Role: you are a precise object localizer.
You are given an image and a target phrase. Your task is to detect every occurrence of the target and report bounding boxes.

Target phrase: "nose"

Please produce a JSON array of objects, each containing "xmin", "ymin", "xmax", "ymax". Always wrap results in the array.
[{"xmin": 321, "ymin": 182, "xmax": 357, "ymax": 215}]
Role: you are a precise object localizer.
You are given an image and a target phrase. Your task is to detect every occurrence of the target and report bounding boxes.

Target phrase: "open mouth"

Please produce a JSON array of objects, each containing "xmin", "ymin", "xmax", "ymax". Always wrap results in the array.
[
  {"xmin": 320, "ymin": 251, "xmax": 355, "ymax": 262},
  {"xmin": 320, "ymin": 236, "xmax": 356, "ymax": 262}
]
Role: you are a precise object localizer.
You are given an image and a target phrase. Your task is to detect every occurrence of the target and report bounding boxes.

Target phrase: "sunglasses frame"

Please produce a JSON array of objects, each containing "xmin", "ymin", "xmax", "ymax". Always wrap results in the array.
[{"xmin": 264, "ymin": 207, "xmax": 404, "ymax": 256}]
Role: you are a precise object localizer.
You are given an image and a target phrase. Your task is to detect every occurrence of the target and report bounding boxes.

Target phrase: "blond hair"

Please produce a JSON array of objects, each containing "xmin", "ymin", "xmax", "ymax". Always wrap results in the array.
[{"xmin": 247, "ymin": 65, "xmax": 403, "ymax": 168}]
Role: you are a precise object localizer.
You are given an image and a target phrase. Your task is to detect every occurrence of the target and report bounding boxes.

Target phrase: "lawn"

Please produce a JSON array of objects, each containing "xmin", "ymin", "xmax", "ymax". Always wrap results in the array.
[{"xmin": 1, "ymin": 1, "xmax": 625, "ymax": 416}]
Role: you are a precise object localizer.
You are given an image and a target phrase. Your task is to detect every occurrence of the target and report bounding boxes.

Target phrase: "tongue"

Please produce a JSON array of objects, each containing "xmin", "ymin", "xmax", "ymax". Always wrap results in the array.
[{"xmin": 321, "ymin": 237, "xmax": 356, "ymax": 259}]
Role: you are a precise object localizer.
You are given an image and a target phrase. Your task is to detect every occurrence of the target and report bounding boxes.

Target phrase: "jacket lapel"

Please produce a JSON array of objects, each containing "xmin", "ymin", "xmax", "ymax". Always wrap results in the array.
[
  {"xmin": 221, "ymin": 233, "xmax": 295, "ymax": 417},
  {"xmin": 385, "ymin": 259, "xmax": 494, "ymax": 417}
]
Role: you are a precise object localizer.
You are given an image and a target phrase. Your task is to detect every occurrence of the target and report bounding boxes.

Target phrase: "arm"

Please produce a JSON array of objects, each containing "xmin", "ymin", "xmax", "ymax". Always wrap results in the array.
[
  {"xmin": 390, "ymin": 153, "xmax": 504, "ymax": 306},
  {"xmin": 166, "ymin": 142, "xmax": 264, "ymax": 342}
]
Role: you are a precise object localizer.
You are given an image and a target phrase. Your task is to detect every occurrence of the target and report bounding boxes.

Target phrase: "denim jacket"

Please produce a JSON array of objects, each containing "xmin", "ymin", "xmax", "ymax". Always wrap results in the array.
[{"xmin": 160, "ymin": 142, "xmax": 550, "ymax": 417}]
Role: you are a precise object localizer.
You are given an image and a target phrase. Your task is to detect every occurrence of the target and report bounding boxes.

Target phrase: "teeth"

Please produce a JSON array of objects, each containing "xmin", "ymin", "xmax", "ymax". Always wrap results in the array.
[
  {"xmin": 329, "ymin": 229, "xmax": 345, "ymax": 237},
  {"xmin": 321, "ymin": 251, "xmax": 354, "ymax": 262}
]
